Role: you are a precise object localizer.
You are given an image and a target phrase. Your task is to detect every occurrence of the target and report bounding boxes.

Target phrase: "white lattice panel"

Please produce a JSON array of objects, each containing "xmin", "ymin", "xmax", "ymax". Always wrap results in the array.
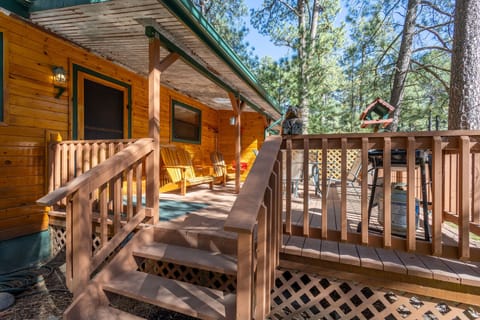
[{"xmin": 269, "ymin": 269, "xmax": 477, "ymax": 320}]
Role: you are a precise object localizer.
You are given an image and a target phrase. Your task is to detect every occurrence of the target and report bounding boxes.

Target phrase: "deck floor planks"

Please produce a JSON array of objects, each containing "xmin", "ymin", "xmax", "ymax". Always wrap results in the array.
[
  {"xmin": 374, "ymin": 247, "xmax": 407, "ymax": 274},
  {"xmin": 356, "ymin": 245, "xmax": 383, "ymax": 270},
  {"xmin": 338, "ymin": 242, "xmax": 360, "ymax": 266},
  {"xmin": 441, "ymin": 259, "xmax": 480, "ymax": 286},
  {"xmin": 391, "ymin": 251, "xmax": 433, "ymax": 279},
  {"xmin": 417, "ymin": 254, "xmax": 460, "ymax": 283},
  {"xmin": 302, "ymin": 237, "xmax": 321, "ymax": 259},
  {"xmin": 320, "ymin": 239, "xmax": 339, "ymax": 262},
  {"xmin": 284, "ymin": 235, "xmax": 305, "ymax": 255}
]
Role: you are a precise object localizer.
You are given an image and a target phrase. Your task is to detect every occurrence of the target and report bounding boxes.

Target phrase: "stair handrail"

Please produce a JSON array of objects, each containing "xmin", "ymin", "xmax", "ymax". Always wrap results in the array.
[
  {"xmin": 38, "ymin": 138, "xmax": 154, "ymax": 206},
  {"xmin": 37, "ymin": 138, "xmax": 156, "ymax": 295},
  {"xmin": 224, "ymin": 135, "xmax": 283, "ymax": 319}
]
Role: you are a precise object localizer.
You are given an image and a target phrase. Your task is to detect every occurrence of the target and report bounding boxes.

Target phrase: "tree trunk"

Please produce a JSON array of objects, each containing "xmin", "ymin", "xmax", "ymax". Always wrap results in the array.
[
  {"xmin": 449, "ymin": 0, "xmax": 480, "ymax": 130},
  {"xmin": 389, "ymin": 0, "xmax": 421, "ymax": 132},
  {"xmin": 297, "ymin": 0, "xmax": 309, "ymax": 133}
]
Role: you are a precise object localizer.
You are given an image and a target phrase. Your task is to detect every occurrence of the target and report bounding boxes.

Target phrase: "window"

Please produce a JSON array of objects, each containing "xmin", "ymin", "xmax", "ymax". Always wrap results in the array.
[
  {"xmin": 0, "ymin": 32, "xmax": 4, "ymax": 123},
  {"xmin": 171, "ymin": 100, "xmax": 201, "ymax": 144}
]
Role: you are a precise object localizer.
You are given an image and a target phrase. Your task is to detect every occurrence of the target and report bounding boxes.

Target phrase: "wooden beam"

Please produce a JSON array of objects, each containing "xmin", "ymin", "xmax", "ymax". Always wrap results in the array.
[
  {"xmin": 146, "ymin": 36, "xmax": 160, "ymax": 224},
  {"xmin": 229, "ymin": 92, "xmax": 244, "ymax": 194},
  {"xmin": 159, "ymin": 52, "xmax": 179, "ymax": 72}
]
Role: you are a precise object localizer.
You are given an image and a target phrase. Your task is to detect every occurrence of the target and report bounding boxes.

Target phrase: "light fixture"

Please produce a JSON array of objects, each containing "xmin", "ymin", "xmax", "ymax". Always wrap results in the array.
[
  {"xmin": 52, "ymin": 66, "xmax": 67, "ymax": 98},
  {"xmin": 229, "ymin": 116, "xmax": 236, "ymax": 126}
]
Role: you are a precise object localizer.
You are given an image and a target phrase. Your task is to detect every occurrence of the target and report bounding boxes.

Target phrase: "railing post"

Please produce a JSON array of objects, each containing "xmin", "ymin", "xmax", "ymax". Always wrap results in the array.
[
  {"xmin": 255, "ymin": 204, "xmax": 267, "ymax": 320},
  {"xmin": 71, "ymin": 189, "xmax": 92, "ymax": 297},
  {"xmin": 383, "ymin": 137, "xmax": 392, "ymax": 248},
  {"xmin": 285, "ymin": 138, "xmax": 292, "ymax": 234},
  {"xmin": 360, "ymin": 138, "xmax": 369, "ymax": 245},
  {"xmin": 406, "ymin": 137, "xmax": 416, "ymax": 252},
  {"xmin": 236, "ymin": 232, "xmax": 254, "ymax": 319},
  {"xmin": 459, "ymin": 136, "xmax": 470, "ymax": 260},
  {"xmin": 432, "ymin": 136, "xmax": 443, "ymax": 256}
]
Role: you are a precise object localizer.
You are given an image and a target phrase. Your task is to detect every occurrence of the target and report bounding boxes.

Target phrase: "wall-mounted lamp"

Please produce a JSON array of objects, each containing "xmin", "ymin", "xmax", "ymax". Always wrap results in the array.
[
  {"xmin": 52, "ymin": 66, "xmax": 67, "ymax": 98},
  {"xmin": 229, "ymin": 116, "xmax": 236, "ymax": 126}
]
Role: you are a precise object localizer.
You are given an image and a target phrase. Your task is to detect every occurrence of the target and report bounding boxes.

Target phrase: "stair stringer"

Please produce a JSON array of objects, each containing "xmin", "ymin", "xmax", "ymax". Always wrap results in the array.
[{"xmin": 63, "ymin": 226, "xmax": 155, "ymax": 319}]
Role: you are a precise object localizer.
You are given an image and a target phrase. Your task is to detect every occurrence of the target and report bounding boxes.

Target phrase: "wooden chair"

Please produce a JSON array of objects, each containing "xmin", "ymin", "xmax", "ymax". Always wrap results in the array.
[
  {"xmin": 160, "ymin": 147, "xmax": 214, "ymax": 195},
  {"xmin": 210, "ymin": 151, "xmax": 236, "ymax": 185}
]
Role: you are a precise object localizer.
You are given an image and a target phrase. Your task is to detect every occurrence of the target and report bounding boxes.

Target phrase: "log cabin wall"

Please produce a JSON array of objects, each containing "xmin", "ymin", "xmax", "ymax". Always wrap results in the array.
[
  {"xmin": 0, "ymin": 12, "xmax": 267, "ymax": 241},
  {"xmin": 218, "ymin": 110, "xmax": 266, "ymax": 179}
]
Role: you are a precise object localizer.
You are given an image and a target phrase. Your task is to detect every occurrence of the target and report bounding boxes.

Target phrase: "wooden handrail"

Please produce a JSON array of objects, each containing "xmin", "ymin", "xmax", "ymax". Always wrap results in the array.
[
  {"xmin": 279, "ymin": 131, "xmax": 480, "ymax": 261},
  {"xmin": 224, "ymin": 135, "xmax": 282, "ymax": 234},
  {"xmin": 38, "ymin": 138, "xmax": 154, "ymax": 206}
]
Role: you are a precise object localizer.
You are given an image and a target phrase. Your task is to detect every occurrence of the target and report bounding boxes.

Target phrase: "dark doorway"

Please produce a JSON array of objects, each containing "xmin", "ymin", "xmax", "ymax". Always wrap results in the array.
[{"xmin": 84, "ymin": 78, "xmax": 124, "ymax": 140}]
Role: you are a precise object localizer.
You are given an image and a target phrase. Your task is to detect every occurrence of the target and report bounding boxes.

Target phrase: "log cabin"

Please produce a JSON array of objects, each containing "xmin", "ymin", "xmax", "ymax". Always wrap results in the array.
[
  {"xmin": 1, "ymin": 1, "xmax": 480, "ymax": 319},
  {"xmin": 0, "ymin": 0, "xmax": 281, "ymax": 272}
]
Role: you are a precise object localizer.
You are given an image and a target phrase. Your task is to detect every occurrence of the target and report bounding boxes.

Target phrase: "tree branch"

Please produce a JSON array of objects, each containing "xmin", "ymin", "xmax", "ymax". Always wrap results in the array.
[
  {"xmin": 410, "ymin": 58, "xmax": 450, "ymax": 91},
  {"xmin": 278, "ymin": 0, "xmax": 300, "ymax": 16},
  {"xmin": 420, "ymin": 0, "xmax": 454, "ymax": 17},
  {"xmin": 412, "ymin": 45, "xmax": 452, "ymax": 53},
  {"xmin": 415, "ymin": 24, "xmax": 451, "ymax": 50}
]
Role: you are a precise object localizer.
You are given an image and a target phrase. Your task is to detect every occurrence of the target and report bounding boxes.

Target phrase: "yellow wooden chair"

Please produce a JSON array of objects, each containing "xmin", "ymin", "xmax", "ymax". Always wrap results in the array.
[
  {"xmin": 210, "ymin": 151, "xmax": 236, "ymax": 185},
  {"xmin": 160, "ymin": 147, "xmax": 214, "ymax": 195}
]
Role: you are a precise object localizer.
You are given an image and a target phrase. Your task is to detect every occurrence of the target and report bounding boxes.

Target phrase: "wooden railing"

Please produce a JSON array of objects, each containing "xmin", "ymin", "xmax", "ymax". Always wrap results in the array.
[
  {"xmin": 224, "ymin": 135, "xmax": 283, "ymax": 320},
  {"xmin": 38, "ymin": 138, "xmax": 157, "ymax": 295},
  {"xmin": 47, "ymin": 138, "xmax": 137, "ymax": 200},
  {"xmin": 281, "ymin": 131, "xmax": 480, "ymax": 261},
  {"xmin": 227, "ymin": 131, "xmax": 480, "ymax": 318}
]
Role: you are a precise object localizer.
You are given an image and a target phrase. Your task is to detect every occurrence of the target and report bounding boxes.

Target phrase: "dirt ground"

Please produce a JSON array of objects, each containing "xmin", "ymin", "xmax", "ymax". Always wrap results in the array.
[{"xmin": 0, "ymin": 252, "xmax": 196, "ymax": 320}]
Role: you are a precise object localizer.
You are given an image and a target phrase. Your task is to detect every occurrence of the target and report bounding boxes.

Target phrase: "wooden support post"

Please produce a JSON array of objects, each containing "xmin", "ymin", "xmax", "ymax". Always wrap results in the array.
[
  {"xmin": 255, "ymin": 204, "xmax": 267, "ymax": 320},
  {"xmin": 146, "ymin": 33, "xmax": 160, "ymax": 224},
  {"xmin": 229, "ymin": 92, "xmax": 245, "ymax": 194},
  {"xmin": 236, "ymin": 232, "xmax": 254, "ymax": 319},
  {"xmin": 459, "ymin": 136, "xmax": 470, "ymax": 260},
  {"xmin": 71, "ymin": 189, "xmax": 92, "ymax": 297}
]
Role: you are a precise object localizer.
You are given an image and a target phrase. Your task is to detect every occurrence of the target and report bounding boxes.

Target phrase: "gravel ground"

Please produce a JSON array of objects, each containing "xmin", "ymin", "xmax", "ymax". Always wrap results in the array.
[{"xmin": 0, "ymin": 252, "xmax": 196, "ymax": 320}]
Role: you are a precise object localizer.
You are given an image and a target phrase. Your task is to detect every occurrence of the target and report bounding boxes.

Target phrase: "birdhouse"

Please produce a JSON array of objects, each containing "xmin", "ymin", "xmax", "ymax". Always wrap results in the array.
[{"xmin": 359, "ymin": 98, "xmax": 395, "ymax": 131}]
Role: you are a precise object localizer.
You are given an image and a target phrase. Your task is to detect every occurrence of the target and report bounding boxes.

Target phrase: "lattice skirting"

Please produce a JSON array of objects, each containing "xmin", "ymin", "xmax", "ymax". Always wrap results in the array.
[
  {"xmin": 136, "ymin": 258, "xmax": 237, "ymax": 293},
  {"xmin": 269, "ymin": 269, "xmax": 479, "ymax": 320},
  {"xmin": 49, "ymin": 225, "xmax": 104, "ymax": 256}
]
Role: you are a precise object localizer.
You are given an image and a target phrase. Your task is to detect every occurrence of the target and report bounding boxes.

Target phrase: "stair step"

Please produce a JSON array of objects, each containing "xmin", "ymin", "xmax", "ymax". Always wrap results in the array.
[
  {"xmin": 103, "ymin": 271, "xmax": 236, "ymax": 320},
  {"xmin": 133, "ymin": 243, "xmax": 237, "ymax": 275},
  {"xmin": 93, "ymin": 306, "xmax": 145, "ymax": 319}
]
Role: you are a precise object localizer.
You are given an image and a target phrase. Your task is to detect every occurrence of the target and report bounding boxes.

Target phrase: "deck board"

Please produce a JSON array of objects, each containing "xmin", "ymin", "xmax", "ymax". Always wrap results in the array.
[
  {"xmin": 374, "ymin": 247, "xmax": 407, "ymax": 274},
  {"xmin": 302, "ymin": 237, "xmax": 321, "ymax": 259},
  {"xmin": 320, "ymin": 240, "xmax": 339, "ymax": 262},
  {"xmin": 395, "ymin": 251, "xmax": 433, "ymax": 279},
  {"xmin": 356, "ymin": 245, "xmax": 383, "ymax": 270},
  {"xmin": 338, "ymin": 242, "xmax": 360, "ymax": 266}
]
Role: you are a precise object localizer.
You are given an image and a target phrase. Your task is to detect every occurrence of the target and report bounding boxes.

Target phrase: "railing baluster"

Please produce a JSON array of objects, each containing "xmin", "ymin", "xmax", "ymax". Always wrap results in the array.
[
  {"xmin": 76, "ymin": 143, "xmax": 83, "ymax": 177},
  {"xmin": 407, "ymin": 137, "xmax": 416, "ymax": 252},
  {"xmin": 127, "ymin": 167, "xmax": 134, "ymax": 220},
  {"xmin": 321, "ymin": 138, "xmax": 328, "ymax": 239},
  {"xmin": 459, "ymin": 136, "xmax": 471, "ymax": 259},
  {"xmin": 361, "ymin": 138, "xmax": 369, "ymax": 245},
  {"xmin": 340, "ymin": 138, "xmax": 347, "ymax": 242},
  {"xmin": 432, "ymin": 136, "xmax": 443, "ymax": 256},
  {"xmin": 99, "ymin": 183, "xmax": 108, "ymax": 248},
  {"xmin": 113, "ymin": 174, "xmax": 122, "ymax": 235},
  {"xmin": 68, "ymin": 143, "xmax": 75, "ymax": 181},
  {"xmin": 286, "ymin": 139, "xmax": 292, "ymax": 234},
  {"xmin": 473, "ymin": 153, "xmax": 480, "ymax": 224},
  {"xmin": 136, "ymin": 162, "xmax": 143, "ymax": 213},
  {"xmin": 303, "ymin": 138, "xmax": 310, "ymax": 236},
  {"xmin": 383, "ymin": 137, "xmax": 392, "ymax": 248}
]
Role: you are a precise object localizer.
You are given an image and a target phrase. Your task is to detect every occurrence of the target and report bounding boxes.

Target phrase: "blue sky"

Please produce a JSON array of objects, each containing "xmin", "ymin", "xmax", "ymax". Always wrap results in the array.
[{"xmin": 243, "ymin": 0, "xmax": 348, "ymax": 61}]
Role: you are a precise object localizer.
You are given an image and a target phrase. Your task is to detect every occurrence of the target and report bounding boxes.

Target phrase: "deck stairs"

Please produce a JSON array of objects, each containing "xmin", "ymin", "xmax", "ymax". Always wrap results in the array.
[{"xmin": 64, "ymin": 223, "xmax": 238, "ymax": 320}]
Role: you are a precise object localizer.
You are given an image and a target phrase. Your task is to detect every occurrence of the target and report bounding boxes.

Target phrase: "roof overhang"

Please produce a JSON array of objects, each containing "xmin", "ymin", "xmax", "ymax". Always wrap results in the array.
[{"xmin": 26, "ymin": 0, "xmax": 281, "ymax": 120}]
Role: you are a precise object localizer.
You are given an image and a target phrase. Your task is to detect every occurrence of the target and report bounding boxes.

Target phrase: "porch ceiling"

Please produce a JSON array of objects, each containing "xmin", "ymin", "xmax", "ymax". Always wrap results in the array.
[{"xmin": 29, "ymin": 0, "xmax": 281, "ymax": 119}]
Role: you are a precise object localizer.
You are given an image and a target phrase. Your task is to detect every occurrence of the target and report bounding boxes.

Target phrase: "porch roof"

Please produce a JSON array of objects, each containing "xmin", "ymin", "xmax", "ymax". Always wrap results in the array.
[{"xmin": 25, "ymin": 0, "xmax": 281, "ymax": 120}]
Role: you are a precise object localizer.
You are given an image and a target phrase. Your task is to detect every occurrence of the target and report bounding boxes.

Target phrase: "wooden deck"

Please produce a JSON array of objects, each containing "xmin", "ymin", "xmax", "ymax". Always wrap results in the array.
[{"xmin": 159, "ymin": 181, "xmax": 480, "ymax": 293}]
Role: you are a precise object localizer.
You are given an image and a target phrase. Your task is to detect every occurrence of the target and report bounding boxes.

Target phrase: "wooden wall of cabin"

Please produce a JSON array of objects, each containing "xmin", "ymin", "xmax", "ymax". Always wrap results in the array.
[
  {"xmin": 217, "ymin": 110, "xmax": 266, "ymax": 179},
  {"xmin": 0, "ymin": 12, "xmax": 269, "ymax": 240},
  {"xmin": 0, "ymin": 12, "xmax": 151, "ymax": 240}
]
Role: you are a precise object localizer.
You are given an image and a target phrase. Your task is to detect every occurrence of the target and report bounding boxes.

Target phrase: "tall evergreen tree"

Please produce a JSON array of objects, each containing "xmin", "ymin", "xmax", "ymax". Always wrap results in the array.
[{"xmin": 449, "ymin": 0, "xmax": 480, "ymax": 129}]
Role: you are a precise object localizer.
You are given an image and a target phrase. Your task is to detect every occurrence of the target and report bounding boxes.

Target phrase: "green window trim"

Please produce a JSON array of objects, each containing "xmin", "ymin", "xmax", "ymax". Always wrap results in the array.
[
  {"xmin": 171, "ymin": 100, "xmax": 202, "ymax": 144},
  {"xmin": 72, "ymin": 64, "xmax": 132, "ymax": 140},
  {"xmin": 0, "ymin": 32, "xmax": 4, "ymax": 123}
]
